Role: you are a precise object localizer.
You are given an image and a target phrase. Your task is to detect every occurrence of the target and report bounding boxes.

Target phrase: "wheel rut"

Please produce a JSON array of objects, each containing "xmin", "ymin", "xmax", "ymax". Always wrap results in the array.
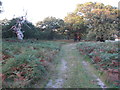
[{"xmin": 46, "ymin": 43, "xmax": 107, "ymax": 88}]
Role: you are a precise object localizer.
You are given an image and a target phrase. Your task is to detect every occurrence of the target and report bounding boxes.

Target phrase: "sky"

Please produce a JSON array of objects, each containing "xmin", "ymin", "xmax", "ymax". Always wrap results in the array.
[{"xmin": 0, "ymin": 0, "xmax": 120, "ymax": 24}]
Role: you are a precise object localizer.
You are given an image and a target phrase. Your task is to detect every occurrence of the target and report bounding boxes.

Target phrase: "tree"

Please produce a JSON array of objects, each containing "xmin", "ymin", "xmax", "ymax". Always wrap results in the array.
[
  {"xmin": 36, "ymin": 17, "xmax": 65, "ymax": 39},
  {"xmin": 2, "ymin": 17, "xmax": 38, "ymax": 39},
  {"xmin": 74, "ymin": 2, "xmax": 119, "ymax": 40},
  {"xmin": 64, "ymin": 12, "xmax": 87, "ymax": 39},
  {"xmin": 2, "ymin": 19, "xmax": 17, "ymax": 38}
]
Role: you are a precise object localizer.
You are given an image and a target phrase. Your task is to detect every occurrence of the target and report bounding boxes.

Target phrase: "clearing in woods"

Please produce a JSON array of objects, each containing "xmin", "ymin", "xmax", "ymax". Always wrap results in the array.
[{"xmin": 46, "ymin": 43, "xmax": 107, "ymax": 88}]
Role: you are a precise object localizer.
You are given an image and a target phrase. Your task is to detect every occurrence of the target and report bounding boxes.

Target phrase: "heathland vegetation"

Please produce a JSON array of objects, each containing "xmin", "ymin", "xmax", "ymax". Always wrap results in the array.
[{"xmin": 1, "ymin": 2, "xmax": 120, "ymax": 88}]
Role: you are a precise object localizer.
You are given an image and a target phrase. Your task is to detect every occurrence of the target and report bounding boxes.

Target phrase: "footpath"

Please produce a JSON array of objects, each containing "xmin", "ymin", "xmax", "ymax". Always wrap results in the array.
[{"xmin": 46, "ymin": 43, "xmax": 107, "ymax": 88}]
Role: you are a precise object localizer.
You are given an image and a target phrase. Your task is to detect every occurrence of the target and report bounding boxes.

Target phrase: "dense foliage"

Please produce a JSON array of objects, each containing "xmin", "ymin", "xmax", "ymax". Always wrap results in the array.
[
  {"xmin": 77, "ymin": 41, "xmax": 120, "ymax": 88},
  {"xmin": 2, "ymin": 18, "xmax": 37, "ymax": 39},
  {"xmin": 1, "ymin": 17, "xmax": 66, "ymax": 40},
  {"xmin": 36, "ymin": 17, "xmax": 66, "ymax": 40},
  {"xmin": 1, "ymin": 2, "xmax": 119, "ymax": 40},
  {"xmin": 64, "ymin": 2, "xmax": 119, "ymax": 40}
]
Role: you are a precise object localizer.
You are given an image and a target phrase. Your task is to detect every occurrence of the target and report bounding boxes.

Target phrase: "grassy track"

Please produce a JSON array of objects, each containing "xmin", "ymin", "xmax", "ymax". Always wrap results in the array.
[
  {"xmin": 46, "ymin": 43, "xmax": 105, "ymax": 88},
  {"xmin": 2, "ymin": 39, "xmax": 109, "ymax": 88}
]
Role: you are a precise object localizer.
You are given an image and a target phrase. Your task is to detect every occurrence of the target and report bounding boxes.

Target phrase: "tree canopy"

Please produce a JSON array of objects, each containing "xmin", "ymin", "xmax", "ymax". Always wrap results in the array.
[
  {"xmin": 36, "ymin": 17, "xmax": 65, "ymax": 39},
  {"xmin": 1, "ymin": 2, "xmax": 120, "ymax": 40},
  {"xmin": 64, "ymin": 2, "xmax": 119, "ymax": 40}
]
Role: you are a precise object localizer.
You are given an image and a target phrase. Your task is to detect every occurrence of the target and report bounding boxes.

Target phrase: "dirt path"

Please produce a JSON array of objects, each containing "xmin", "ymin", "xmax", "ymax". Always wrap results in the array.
[{"xmin": 46, "ymin": 43, "xmax": 107, "ymax": 88}]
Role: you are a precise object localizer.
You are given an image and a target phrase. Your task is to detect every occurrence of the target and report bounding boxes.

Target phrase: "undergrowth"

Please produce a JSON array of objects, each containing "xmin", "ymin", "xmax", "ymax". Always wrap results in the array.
[
  {"xmin": 1, "ymin": 39, "xmax": 66, "ymax": 88},
  {"xmin": 77, "ymin": 41, "xmax": 120, "ymax": 88}
]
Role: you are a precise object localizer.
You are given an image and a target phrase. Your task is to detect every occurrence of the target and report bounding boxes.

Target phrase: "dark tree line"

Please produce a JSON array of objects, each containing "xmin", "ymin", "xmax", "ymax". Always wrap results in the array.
[{"xmin": 1, "ymin": 2, "xmax": 120, "ymax": 41}]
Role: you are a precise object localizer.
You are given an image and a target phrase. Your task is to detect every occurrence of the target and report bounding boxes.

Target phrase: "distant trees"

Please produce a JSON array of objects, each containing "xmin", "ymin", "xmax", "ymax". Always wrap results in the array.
[
  {"xmin": 64, "ymin": 13, "xmax": 87, "ymax": 39},
  {"xmin": 63, "ymin": 2, "xmax": 119, "ymax": 40},
  {"xmin": 2, "ymin": 19, "xmax": 16, "ymax": 38},
  {"xmin": 2, "ymin": 17, "xmax": 66, "ymax": 40},
  {"xmin": 1, "ymin": 2, "xmax": 119, "ymax": 40},
  {"xmin": 36, "ymin": 17, "xmax": 65, "ymax": 39},
  {"xmin": 2, "ymin": 18, "xmax": 38, "ymax": 39},
  {"xmin": 74, "ymin": 2, "xmax": 119, "ymax": 40}
]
